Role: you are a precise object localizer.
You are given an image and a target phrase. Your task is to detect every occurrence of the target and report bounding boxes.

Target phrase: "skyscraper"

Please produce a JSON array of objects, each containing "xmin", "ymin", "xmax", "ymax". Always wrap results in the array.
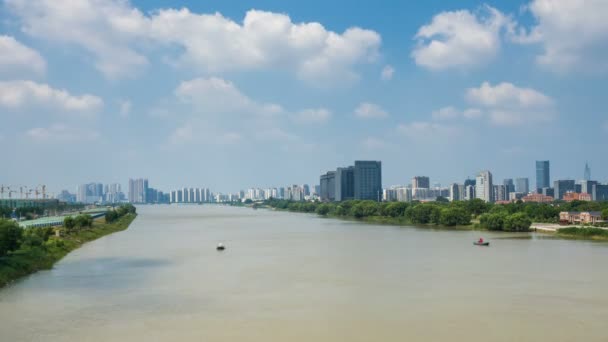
[
  {"xmin": 584, "ymin": 162, "xmax": 591, "ymax": 181},
  {"xmin": 503, "ymin": 179, "xmax": 515, "ymax": 198},
  {"xmin": 319, "ymin": 171, "xmax": 336, "ymax": 201},
  {"xmin": 354, "ymin": 161, "xmax": 382, "ymax": 201},
  {"xmin": 335, "ymin": 166, "xmax": 355, "ymax": 201},
  {"xmin": 412, "ymin": 176, "xmax": 430, "ymax": 189},
  {"xmin": 475, "ymin": 170, "xmax": 493, "ymax": 203},
  {"xmin": 536, "ymin": 160, "xmax": 550, "ymax": 192},
  {"xmin": 515, "ymin": 178, "xmax": 530, "ymax": 194},
  {"xmin": 128, "ymin": 178, "xmax": 148, "ymax": 203},
  {"xmin": 554, "ymin": 180, "xmax": 575, "ymax": 200}
]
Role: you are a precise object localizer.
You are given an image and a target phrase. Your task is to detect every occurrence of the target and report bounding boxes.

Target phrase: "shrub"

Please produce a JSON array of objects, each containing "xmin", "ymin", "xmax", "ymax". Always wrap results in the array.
[{"xmin": 0, "ymin": 219, "xmax": 23, "ymax": 257}]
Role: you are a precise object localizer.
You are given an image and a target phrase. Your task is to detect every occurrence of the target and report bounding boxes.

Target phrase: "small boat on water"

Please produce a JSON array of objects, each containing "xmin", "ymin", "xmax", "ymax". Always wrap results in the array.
[
  {"xmin": 216, "ymin": 243, "xmax": 226, "ymax": 251},
  {"xmin": 473, "ymin": 241, "xmax": 490, "ymax": 246}
]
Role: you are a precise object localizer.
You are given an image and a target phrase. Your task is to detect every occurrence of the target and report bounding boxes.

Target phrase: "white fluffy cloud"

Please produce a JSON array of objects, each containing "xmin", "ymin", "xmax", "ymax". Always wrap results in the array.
[
  {"xmin": 513, "ymin": 0, "xmax": 608, "ymax": 73},
  {"xmin": 0, "ymin": 80, "xmax": 103, "ymax": 116},
  {"xmin": 0, "ymin": 35, "xmax": 46, "ymax": 75},
  {"xmin": 381, "ymin": 65, "xmax": 394, "ymax": 81},
  {"xmin": 466, "ymin": 81, "xmax": 554, "ymax": 125},
  {"xmin": 291, "ymin": 108, "xmax": 331, "ymax": 124},
  {"xmin": 354, "ymin": 102, "xmax": 388, "ymax": 119},
  {"xmin": 431, "ymin": 106, "xmax": 482, "ymax": 120},
  {"xmin": 6, "ymin": 1, "xmax": 381, "ymax": 83},
  {"xmin": 26, "ymin": 123, "xmax": 100, "ymax": 142},
  {"xmin": 175, "ymin": 77, "xmax": 284, "ymax": 117},
  {"xmin": 412, "ymin": 5, "xmax": 513, "ymax": 70}
]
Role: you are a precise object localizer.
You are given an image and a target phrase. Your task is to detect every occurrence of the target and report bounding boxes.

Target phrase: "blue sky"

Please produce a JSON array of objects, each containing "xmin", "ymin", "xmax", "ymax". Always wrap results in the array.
[{"xmin": 1, "ymin": 0, "xmax": 607, "ymax": 194}]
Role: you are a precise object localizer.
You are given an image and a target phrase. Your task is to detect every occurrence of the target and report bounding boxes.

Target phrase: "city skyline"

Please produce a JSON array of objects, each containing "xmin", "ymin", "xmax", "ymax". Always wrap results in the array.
[{"xmin": 1, "ymin": 1, "xmax": 607, "ymax": 192}]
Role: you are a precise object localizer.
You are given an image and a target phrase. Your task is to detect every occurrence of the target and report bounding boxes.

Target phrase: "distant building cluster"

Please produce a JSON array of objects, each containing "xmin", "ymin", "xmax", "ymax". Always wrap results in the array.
[
  {"xmin": 73, "ymin": 182, "xmax": 126, "ymax": 204},
  {"xmin": 50, "ymin": 160, "xmax": 607, "ymax": 206},
  {"xmin": 319, "ymin": 161, "xmax": 382, "ymax": 202}
]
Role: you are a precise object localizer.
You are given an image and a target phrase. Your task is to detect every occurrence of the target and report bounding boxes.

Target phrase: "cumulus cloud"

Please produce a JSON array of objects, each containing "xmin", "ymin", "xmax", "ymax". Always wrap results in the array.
[
  {"xmin": 512, "ymin": 0, "xmax": 608, "ymax": 73},
  {"xmin": 0, "ymin": 35, "xmax": 46, "ymax": 75},
  {"xmin": 175, "ymin": 77, "xmax": 284, "ymax": 118},
  {"xmin": 381, "ymin": 65, "xmax": 394, "ymax": 81},
  {"xmin": 412, "ymin": 5, "xmax": 513, "ymax": 70},
  {"xmin": 6, "ymin": 1, "xmax": 381, "ymax": 84},
  {"xmin": 354, "ymin": 102, "xmax": 388, "ymax": 119},
  {"xmin": 0, "ymin": 80, "xmax": 103, "ymax": 116},
  {"xmin": 465, "ymin": 81, "xmax": 554, "ymax": 125},
  {"xmin": 432, "ymin": 106, "xmax": 482, "ymax": 120},
  {"xmin": 26, "ymin": 123, "xmax": 100, "ymax": 142},
  {"xmin": 291, "ymin": 108, "xmax": 331, "ymax": 124}
]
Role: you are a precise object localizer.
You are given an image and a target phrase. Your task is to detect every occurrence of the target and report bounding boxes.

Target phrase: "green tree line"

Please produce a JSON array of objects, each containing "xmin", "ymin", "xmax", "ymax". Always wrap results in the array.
[{"xmin": 265, "ymin": 198, "xmax": 608, "ymax": 231}]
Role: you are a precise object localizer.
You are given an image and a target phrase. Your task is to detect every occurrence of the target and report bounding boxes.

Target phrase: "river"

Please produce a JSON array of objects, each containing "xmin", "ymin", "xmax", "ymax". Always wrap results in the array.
[{"xmin": 1, "ymin": 205, "xmax": 607, "ymax": 341}]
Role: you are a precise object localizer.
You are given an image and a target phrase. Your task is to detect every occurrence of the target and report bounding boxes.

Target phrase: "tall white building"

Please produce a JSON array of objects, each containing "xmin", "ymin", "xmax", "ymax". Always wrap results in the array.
[
  {"xmin": 475, "ymin": 171, "xmax": 493, "ymax": 203},
  {"xmin": 464, "ymin": 185, "xmax": 476, "ymax": 200},
  {"xmin": 449, "ymin": 183, "xmax": 465, "ymax": 201}
]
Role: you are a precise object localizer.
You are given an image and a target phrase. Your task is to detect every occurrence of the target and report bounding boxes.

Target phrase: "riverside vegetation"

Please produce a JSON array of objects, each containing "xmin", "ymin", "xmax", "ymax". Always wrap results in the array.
[
  {"xmin": 0, "ymin": 204, "xmax": 137, "ymax": 287},
  {"xmin": 265, "ymin": 198, "xmax": 608, "ymax": 235}
]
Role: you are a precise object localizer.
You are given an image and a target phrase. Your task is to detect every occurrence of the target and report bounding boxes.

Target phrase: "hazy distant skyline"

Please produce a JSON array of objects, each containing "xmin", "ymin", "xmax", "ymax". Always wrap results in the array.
[{"xmin": 1, "ymin": 0, "xmax": 607, "ymax": 193}]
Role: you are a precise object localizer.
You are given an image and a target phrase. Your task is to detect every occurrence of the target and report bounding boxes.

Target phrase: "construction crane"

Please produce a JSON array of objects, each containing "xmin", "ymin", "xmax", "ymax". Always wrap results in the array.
[
  {"xmin": 8, "ymin": 190, "xmax": 17, "ymax": 199},
  {"xmin": 0, "ymin": 185, "xmax": 10, "ymax": 199},
  {"xmin": 35, "ymin": 184, "xmax": 47, "ymax": 199},
  {"xmin": 19, "ymin": 186, "xmax": 28, "ymax": 200}
]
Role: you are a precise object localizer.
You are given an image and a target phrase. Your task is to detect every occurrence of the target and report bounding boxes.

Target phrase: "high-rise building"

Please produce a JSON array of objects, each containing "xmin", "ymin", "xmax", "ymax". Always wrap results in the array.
[
  {"xmin": 541, "ymin": 187, "xmax": 554, "ymax": 198},
  {"xmin": 464, "ymin": 185, "xmax": 476, "ymax": 200},
  {"xmin": 464, "ymin": 178, "xmax": 476, "ymax": 188},
  {"xmin": 319, "ymin": 171, "xmax": 336, "ymax": 201},
  {"xmin": 77, "ymin": 182, "xmax": 104, "ymax": 203},
  {"xmin": 515, "ymin": 178, "xmax": 529, "ymax": 194},
  {"xmin": 475, "ymin": 170, "xmax": 493, "ymax": 202},
  {"xmin": 302, "ymin": 184, "xmax": 310, "ymax": 197},
  {"xmin": 412, "ymin": 176, "xmax": 430, "ymax": 189},
  {"xmin": 592, "ymin": 184, "xmax": 608, "ymax": 201},
  {"xmin": 493, "ymin": 185, "xmax": 508, "ymax": 202},
  {"xmin": 128, "ymin": 178, "xmax": 148, "ymax": 203},
  {"xmin": 354, "ymin": 161, "xmax": 382, "ymax": 201},
  {"xmin": 584, "ymin": 162, "xmax": 591, "ymax": 181},
  {"xmin": 335, "ymin": 166, "xmax": 355, "ymax": 201},
  {"xmin": 554, "ymin": 180, "xmax": 575, "ymax": 200},
  {"xmin": 579, "ymin": 180, "xmax": 598, "ymax": 194},
  {"xmin": 503, "ymin": 179, "xmax": 515, "ymax": 194},
  {"xmin": 536, "ymin": 160, "xmax": 550, "ymax": 192},
  {"xmin": 449, "ymin": 183, "xmax": 464, "ymax": 202}
]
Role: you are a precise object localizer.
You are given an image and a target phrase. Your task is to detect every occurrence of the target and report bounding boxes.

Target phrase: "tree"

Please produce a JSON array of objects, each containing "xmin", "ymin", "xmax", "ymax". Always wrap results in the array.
[
  {"xmin": 0, "ymin": 219, "xmax": 23, "ymax": 257},
  {"xmin": 466, "ymin": 199, "xmax": 490, "ymax": 216},
  {"xmin": 435, "ymin": 196, "xmax": 450, "ymax": 203},
  {"xmin": 503, "ymin": 213, "xmax": 532, "ymax": 232},
  {"xmin": 439, "ymin": 207, "xmax": 471, "ymax": 226},
  {"xmin": 407, "ymin": 203, "xmax": 439, "ymax": 224},
  {"xmin": 602, "ymin": 209, "xmax": 608, "ymax": 220},
  {"xmin": 350, "ymin": 201, "xmax": 379, "ymax": 218},
  {"xmin": 384, "ymin": 202, "xmax": 409, "ymax": 218},
  {"xmin": 479, "ymin": 212, "xmax": 507, "ymax": 231},
  {"xmin": 315, "ymin": 204, "xmax": 332, "ymax": 216},
  {"xmin": 63, "ymin": 216, "xmax": 75, "ymax": 232}
]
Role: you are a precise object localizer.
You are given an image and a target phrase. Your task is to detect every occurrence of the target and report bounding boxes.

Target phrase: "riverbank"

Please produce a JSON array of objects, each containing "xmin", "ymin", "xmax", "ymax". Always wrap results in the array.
[
  {"xmin": 0, "ymin": 213, "xmax": 136, "ymax": 288},
  {"xmin": 556, "ymin": 227, "xmax": 608, "ymax": 241}
]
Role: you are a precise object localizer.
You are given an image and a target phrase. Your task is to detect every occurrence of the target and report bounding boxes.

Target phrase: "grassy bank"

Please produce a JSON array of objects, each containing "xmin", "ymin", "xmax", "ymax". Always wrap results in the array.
[
  {"xmin": 556, "ymin": 227, "xmax": 608, "ymax": 241},
  {"xmin": 0, "ymin": 213, "xmax": 136, "ymax": 288}
]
